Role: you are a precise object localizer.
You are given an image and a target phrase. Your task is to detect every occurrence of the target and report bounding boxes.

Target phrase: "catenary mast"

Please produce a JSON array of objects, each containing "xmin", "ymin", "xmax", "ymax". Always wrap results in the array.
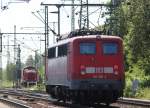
[{"xmin": 79, "ymin": 0, "xmax": 89, "ymax": 29}]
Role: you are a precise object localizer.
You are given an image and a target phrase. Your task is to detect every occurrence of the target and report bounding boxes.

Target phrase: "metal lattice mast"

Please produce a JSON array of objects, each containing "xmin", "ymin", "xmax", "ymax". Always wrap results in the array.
[
  {"xmin": 14, "ymin": 25, "xmax": 16, "ymax": 64},
  {"xmin": 41, "ymin": 2, "xmax": 115, "ymax": 35},
  {"xmin": 71, "ymin": 0, "xmax": 75, "ymax": 31},
  {"xmin": 79, "ymin": 0, "xmax": 89, "ymax": 29},
  {"xmin": 16, "ymin": 44, "xmax": 21, "ymax": 87},
  {"xmin": 7, "ymin": 36, "xmax": 10, "ymax": 66},
  {"xmin": 0, "ymin": 30, "xmax": 2, "ymax": 83},
  {"xmin": 44, "ymin": 6, "xmax": 48, "ymax": 81}
]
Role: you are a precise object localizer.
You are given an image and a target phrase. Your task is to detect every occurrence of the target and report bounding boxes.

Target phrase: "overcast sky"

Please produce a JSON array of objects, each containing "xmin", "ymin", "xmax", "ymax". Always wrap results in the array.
[{"xmin": 0, "ymin": 0, "xmax": 110, "ymax": 68}]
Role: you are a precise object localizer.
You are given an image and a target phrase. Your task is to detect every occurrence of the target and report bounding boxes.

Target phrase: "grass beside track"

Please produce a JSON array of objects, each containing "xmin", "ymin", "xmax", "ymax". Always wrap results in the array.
[{"xmin": 135, "ymin": 88, "xmax": 150, "ymax": 100}]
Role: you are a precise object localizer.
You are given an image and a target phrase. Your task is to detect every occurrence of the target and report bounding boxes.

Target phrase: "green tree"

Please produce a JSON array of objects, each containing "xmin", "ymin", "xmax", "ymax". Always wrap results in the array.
[
  {"xmin": 108, "ymin": 0, "xmax": 150, "ymax": 72},
  {"xmin": 124, "ymin": 0, "xmax": 150, "ymax": 72},
  {"xmin": 107, "ymin": 0, "xmax": 150, "ymax": 96},
  {"xmin": 25, "ymin": 55, "xmax": 34, "ymax": 66},
  {"xmin": 5, "ymin": 63, "xmax": 16, "ymax": 81},
  {"xmin": 34, "ymin": 52, "xmax": 44, "ymax": 83}
]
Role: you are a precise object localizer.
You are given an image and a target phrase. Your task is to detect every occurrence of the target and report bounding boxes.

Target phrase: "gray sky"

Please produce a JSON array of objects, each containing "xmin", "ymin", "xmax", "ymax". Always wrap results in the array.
[{"xmin": 0, "ymin": 0, "xmax": 110, "ymax": 68}]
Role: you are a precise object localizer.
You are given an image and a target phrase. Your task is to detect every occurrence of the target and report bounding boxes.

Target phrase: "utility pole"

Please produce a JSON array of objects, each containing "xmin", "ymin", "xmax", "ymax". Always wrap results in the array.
[
  {"xmin": 41, "ymin": 1, "xmax": 123, "ymax": 36},
  {"xmin": 71, "ymin": 0, "xmax": 75, "ymax": 31},
  {"xmin": 41, "ymin": 2, "xmax": 113, "ymax": 38},
  {"xmin": 14, "ymin": 25, "xmax": 17, "ymax": 87},
  {"xmin": 44, "ymin": 6, "xmax": 49, "ymax": 82},
  {"xmin": 0, "ymin": 53, "xmax": 1, "ymax": 87},
  {"xmin": 61, "ymin": 0, "xmax": 90, "ymax": 30},
  {"xmin": 14, "ymin": 25, "xmax": 16, "ymax": 63},
  {"xmin": 0, "ymin": 29, "xmax": 2, "ymax": 87},
  {"xmin": 34, "ymin": 50, "xmax": 38, "ymax": 69},
  {"xmin": 1, "ymin": 0, "xmax": 2, "ymax": 9},
  {"xmin": 7, "ymin": 35, "xmax": 10, "ymax": 86},
  {"xmin": 56, "ymin": 5, "xmax": 61, "ymax": 37},
  {"xmin": 7, "ymin": 35, "xmax": 10, "ymax": 67},
  {"xmin": 79, "ymin": 0, "xmax": 89, "ymax": 29},
  {"xmin": 16, "ymin": 44, "xmax": 21, "ymax": 88}
]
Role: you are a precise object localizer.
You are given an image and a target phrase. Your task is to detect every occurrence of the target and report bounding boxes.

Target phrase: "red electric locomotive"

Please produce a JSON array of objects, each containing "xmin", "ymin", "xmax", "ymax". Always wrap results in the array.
[
  {"xmin": 46, "ymin": 30, "xmax": 124, "ymax": 105},
  {"xmin": 21, "ymin": 66, "xmax": 39, "ymax": 86}
]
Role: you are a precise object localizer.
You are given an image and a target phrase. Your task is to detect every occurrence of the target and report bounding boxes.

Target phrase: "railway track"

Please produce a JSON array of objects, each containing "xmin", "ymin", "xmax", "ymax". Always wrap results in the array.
[
  {"xmin": 117, "ymin": 97, "xmax": 150, "ymax": 107},
  {"xmin": 0, "ymin": 89, "xmax": 86, "ymax": 108},
  {"xmin": 0, "ymin": 95, "xmax": 31, "ymax": 108},
  {"xmin": 0, "ymin": 88, "xmax": 150, "ymax": 108}
]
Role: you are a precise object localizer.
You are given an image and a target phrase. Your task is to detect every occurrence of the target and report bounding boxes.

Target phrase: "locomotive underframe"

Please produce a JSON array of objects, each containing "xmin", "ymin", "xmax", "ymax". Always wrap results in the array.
[{"xmin": 46, "ymin": 79, "xmax": 124, "ymax": 105}]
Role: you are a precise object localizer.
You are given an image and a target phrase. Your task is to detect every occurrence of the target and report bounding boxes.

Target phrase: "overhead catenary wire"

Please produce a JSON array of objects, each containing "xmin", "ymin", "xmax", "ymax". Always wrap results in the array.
[
  {"xmin": 32, "ymin": 11, "xmax": 45, "ymax": 23},
  {"xmin": 2, "ymin": 34, "xmax": 44, "ymax": 54},
  {"xmin": 30, "ymin": 37, "xmax": 38, "ymax": 49},
  {"xmin": 62, "ymin": 6, "xmax": 70, "ymax": 18},
  {"xmin": 89, "ymin": 20, "xmax": 97, "ymax": 29},
  {"xmin": 10, "ymin": 39, "xmax": 40, "ymax": 53},
  {"xmin": 36, "ymin": 10, "xmax": 45, "ymax": 22},
  {"xmin": 31, "ymin": 10, "xmax": 58, "ymax": 36},
  {"xmin": 41, "ymin": 1, "xmax": 111, "ymax": 31}
]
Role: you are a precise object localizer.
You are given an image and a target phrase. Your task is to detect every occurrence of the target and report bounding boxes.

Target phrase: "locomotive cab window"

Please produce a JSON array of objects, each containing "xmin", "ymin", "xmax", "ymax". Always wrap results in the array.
[
  {"xmin": 48, "ymin": 47, "xmax": 56, "ymax": 58},
  {"xmin": 103, "ymin": 43, "xmax": 118, "ymax": 54},
  {"xmin": 80, "ymin": 42, "xmax": 96, "ymax": 54},
  {"xmin": 58, "ymin": 44, "xmax": 67, "ymax": 57}
]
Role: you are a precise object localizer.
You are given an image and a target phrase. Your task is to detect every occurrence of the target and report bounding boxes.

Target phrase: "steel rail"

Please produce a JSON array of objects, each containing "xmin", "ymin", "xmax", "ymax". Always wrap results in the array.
[
  {"xmin": 118, "ymin": 97, "xmax": 150, "ymax": 107},
  {"xmin": 1, "ymin": 89, "xmax": 150, "ymax": 107},
  {"xmin": 0, "ymin": 33, "xmax": 45, "ymax": 35},
  {"xmin": 0, "ymin": 89, "xmax": 86, "ymax": 108},
  {"xmin": 0, "ymin": 97, "xmax": 31, "ymax": 108}
]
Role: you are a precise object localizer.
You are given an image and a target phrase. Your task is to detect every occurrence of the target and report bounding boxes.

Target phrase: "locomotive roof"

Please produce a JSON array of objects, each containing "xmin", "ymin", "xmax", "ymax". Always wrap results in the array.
[
  {"xmin": 23, "ymin": 66, "xmax": 36, "ymax": 70},
  {"xmin": 48, "ymin": 35, "xmax": 122, "ymax": 48}
]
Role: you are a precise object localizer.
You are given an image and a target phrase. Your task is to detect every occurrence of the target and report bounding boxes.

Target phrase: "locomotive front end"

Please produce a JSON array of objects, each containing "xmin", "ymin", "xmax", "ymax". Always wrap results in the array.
[{"xmin": 69, "ymin": 35, "xmax": 124, "ymax": 104}]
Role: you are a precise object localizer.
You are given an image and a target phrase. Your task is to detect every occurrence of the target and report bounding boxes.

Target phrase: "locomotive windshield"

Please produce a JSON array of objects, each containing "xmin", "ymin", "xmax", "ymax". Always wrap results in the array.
[
  {"xmin": 103, "ymin": 43, "xmax": 118, "ymax": 54},
  {"xmin": 80, "ymin": 42, "xmax": 96, "ymax": 54}
]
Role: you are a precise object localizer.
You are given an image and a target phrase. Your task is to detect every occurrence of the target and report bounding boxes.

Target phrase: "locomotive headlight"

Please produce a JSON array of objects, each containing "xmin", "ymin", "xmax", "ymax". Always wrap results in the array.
[
  {"xmin": 81, "ymin": 70, "xmax": 86, "ymax": 75},
  {"xmin": 80, "ymin": 65, "xmax": 86, "ymax": 75},
  {"xmin": 114, "ymin": 65, "xmax": 119, "ymax": 75},
  {"xmin": 114, "ymin": 71, "xmax": 118, "ymax": 75},
  {"xmin": 114, "ymin": 65, "xmax": 118, "ymax": 70}
]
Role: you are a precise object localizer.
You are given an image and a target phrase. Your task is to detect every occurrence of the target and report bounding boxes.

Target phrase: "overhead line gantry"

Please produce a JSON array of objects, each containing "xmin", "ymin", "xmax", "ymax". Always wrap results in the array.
[{"xmin": 41, "ymin": 2, "xmax": 115, "ymax": 37}]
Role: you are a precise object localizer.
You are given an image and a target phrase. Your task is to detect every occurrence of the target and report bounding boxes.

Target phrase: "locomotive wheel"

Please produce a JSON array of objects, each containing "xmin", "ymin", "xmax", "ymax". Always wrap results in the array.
[
  {"xmin": 79, "ymin": 92, "xmax": 89, "ymax": 105},
  {"xmin": 106, "ymin": 102, "xmax": 110, "ymax": 106},
  {"xmin": 72, "ymin": 91, "xmax": 89, "ymax": 105},
  {"xmin": 50, "ymin": 86, "xmax": 57, "ymax": 98},
  {"xmin": 55, "ymin": 86, "xmax": 68, "ymax": 102}
]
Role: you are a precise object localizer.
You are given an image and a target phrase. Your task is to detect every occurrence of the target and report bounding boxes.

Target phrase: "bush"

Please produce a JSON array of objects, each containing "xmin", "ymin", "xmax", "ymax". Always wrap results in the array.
[{"xmin": 124, "ymin": 63, "xmax": 150, "ymax": 97}]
